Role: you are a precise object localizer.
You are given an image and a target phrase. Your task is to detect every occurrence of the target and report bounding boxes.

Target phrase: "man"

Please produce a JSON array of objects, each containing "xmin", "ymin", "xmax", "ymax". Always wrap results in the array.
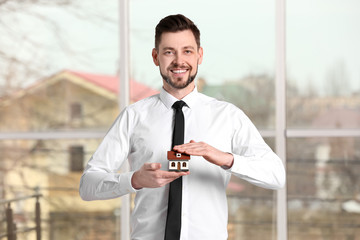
[{"xmin": 80, "ymin": 14, "xmax": 285, "ymax": 240}]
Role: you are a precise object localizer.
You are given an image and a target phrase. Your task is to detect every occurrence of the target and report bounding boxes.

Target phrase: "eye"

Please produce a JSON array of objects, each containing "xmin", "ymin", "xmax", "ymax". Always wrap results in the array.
[
  {"xmin": 164, "ymin": 50, "xmax": 174, "ymax": 55},
  {"xmin": 184, "ymin": 50, "xmax": 193, "ymax": 54}
]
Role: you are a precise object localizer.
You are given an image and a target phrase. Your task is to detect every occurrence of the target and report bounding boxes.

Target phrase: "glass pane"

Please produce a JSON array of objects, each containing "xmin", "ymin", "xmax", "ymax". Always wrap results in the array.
[
  {"xmin": 227, "ymin": 137, "xmax": 276, "ymax": 239},
  {"xmin": 0, "ymin": 2, "xmax": 126, "ymax": 238},
  {"xmin": 227, "ymin": 177, "xmax": 276, "ymax": 239},
  {"xmin": 287, "ymin": 137, "xmax": 360, "ymax": 239},
  {"xmin": 0, "ymin": 139, "xmax": 121, "ymax": 240},
  {"xmin": 0, "ymin": 1, "xmax": 125, "ymax": 132},
  {"xmin": 130, "ymin": 0, "xmax": 276, "ymax": 129},
  {"xmin": 287, "ymin": 1, "xmax": 360, "ymax": 129}
]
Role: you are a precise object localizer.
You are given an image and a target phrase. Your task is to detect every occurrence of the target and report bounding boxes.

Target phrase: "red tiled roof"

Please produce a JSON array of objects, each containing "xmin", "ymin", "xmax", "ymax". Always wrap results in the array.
[{"xmin": 68, "ymin": 70, "xmax": 159, "ymax": 102}]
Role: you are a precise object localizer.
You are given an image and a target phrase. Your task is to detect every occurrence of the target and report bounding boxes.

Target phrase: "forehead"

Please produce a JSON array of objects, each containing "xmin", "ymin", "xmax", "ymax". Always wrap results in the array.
[{"xmin": 159, "ymin": 30, "xmax": 197, "ymax": 49}]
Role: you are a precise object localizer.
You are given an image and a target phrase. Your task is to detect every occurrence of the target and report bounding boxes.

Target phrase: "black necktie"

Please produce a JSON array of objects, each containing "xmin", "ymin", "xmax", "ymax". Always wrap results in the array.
[{"xmin": 164, "ymin": 100, "xmax": 186, "ymax": 240}]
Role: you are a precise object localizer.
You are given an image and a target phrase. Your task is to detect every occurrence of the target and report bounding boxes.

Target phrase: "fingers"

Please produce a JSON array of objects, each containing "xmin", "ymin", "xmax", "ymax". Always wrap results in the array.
[
  {"xmin": 173, "ymin": 140, "xmax": 208, "ymax": 156},
  {"xmin": 143, "ymin": 163, "xmax": 189, "ymax": 177},
  {"xmin": 143, "ymin": 162, "xmax": 189, "ymax": 181},
  {"xmin": 156, "ymin": 171, "xmax": 190, "ymax": 187},
  {"xmin": 160, "ymin": 170, "xmax": 189, "ymax": 179},
  {"xmin": 173, "ymin": 140, "xmax": 232, "ymax": 167},
  {"xmin": 133, "ymin": 163, "xmax": 186, "ymax": 189}
]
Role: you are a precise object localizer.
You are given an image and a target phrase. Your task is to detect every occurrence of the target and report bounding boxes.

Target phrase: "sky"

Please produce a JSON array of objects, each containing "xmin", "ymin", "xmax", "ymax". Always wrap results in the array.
[{"xmin": 1, "ymin": 0, "xmax": 359, "ymax": 96}]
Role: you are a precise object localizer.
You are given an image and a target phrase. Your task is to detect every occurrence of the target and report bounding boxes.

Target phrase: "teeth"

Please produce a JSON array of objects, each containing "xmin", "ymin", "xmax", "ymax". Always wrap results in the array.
[{"xmin": 172, "ymin": 69, "xmax": 187, "ymax": 74}]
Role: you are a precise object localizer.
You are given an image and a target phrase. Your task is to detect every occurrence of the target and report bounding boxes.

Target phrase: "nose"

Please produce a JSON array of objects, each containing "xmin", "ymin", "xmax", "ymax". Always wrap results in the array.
[{"xmin": 173, "ymin": 53, "xmax": 184, "ymax": 65}]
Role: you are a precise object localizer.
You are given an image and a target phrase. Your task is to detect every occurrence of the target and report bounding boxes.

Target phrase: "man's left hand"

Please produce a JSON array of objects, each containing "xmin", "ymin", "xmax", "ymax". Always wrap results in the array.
[{"xmin": 173, "ymin": 140, "xmax": 234, "ymax": 168}]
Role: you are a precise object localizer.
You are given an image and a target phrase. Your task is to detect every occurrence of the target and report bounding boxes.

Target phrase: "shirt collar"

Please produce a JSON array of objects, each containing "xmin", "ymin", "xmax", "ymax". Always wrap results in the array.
[{"xmin": 160, "ymin": 86, "xmax": 198, "ymax": 109}]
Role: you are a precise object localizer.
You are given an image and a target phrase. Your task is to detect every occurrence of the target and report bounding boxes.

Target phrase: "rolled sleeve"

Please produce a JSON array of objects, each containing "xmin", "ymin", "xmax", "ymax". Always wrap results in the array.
[{"xmin": 227, "ymin": 154, "xmax": 286, "ymax": 190}]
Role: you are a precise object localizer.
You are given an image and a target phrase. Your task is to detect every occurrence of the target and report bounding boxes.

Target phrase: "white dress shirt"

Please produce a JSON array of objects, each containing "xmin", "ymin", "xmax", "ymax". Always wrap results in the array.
[{"xmin": 80, "ymin": 87, "xmax": 285, "ymax": 240}]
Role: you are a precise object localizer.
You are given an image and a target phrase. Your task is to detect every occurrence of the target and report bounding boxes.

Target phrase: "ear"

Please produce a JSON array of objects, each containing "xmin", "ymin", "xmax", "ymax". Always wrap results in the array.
[
  {"xmin": 197, "ymin": 47, "xmax": 204, "ymax": 65},
  {"xmin": 152, "ymin": 48, "xmax": 159, "ymax": 66}
]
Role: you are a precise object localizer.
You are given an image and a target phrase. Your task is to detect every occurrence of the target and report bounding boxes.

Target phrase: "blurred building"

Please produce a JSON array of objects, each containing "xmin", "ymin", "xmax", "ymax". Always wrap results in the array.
[{"xmin": 0, "ymin": 70, "xmax": 158, "ymax": 239}]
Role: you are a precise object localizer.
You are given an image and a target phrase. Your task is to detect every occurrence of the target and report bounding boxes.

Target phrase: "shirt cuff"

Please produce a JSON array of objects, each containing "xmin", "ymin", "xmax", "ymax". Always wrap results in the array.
[
  {"xmin": 120, "ymin": 171, "xmax": 139, "ymax": 194},
  {"xmin": 221, "ymin": 154, "xmax": 244, "ymax": 173}
]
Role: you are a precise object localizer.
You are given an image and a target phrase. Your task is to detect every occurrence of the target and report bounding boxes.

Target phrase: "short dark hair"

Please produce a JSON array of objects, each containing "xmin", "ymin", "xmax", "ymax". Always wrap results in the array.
[{"xmin": 155, "ymin": 14, "xmax": 201, "ymax": 50}]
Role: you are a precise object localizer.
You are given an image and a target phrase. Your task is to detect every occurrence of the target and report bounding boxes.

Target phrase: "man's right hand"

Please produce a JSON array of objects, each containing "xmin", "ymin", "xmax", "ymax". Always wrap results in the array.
[{"xmin": 131, "ymin": 163, "xmax": 189, "ymax": 190}]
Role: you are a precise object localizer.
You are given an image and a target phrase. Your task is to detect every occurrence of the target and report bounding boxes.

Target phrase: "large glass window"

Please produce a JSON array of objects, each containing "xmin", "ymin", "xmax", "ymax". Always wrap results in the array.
[
  {"xmin": 2, "ymin": 0, "xmax": 359, "ymax": 239},
  {"xmin": 0, "ymin": 1, "xmax": 121, "ymax": 239},
  {"xmin": 287, "ymin": 1, "xmax": 360, "ymax": 239}
]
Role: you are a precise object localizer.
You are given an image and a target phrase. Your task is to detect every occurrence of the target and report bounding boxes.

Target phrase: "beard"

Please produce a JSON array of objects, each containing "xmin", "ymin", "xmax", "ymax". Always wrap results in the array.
[{"xmin": 160, "ymin": 64, "xmax": 198, "ymax": 89}]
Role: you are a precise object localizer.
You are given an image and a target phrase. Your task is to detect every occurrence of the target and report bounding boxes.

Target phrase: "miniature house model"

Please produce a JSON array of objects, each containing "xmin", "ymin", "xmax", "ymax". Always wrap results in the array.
[{"xmin": 168, "ymin": 151, "xmax": 190, "ymax": 172}]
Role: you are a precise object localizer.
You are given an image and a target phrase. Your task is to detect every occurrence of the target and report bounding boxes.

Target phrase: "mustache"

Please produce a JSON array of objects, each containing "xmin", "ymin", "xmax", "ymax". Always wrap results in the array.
[{"xmin": 168, "ymin": 63, "xmax": 191, "ymax": 69}]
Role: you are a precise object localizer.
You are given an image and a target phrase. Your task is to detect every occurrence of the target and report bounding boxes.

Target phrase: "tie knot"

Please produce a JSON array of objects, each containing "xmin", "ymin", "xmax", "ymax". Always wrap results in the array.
[{"xmin": 172, "ymin": 100, "xmax": 186, "ymax": 110}]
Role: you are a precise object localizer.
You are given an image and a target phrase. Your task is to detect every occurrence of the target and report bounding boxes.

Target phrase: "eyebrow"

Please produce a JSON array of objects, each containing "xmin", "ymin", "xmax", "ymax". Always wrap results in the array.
[{"xmin": 161, "ymin": 46, "xmax": 196, "ymax": 51}]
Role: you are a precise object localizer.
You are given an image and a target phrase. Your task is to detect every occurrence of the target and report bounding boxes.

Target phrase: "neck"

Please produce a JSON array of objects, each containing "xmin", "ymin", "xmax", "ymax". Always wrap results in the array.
[{"xmin": 163, "ymin": 83, "xmax": 195, "ymax": 100}]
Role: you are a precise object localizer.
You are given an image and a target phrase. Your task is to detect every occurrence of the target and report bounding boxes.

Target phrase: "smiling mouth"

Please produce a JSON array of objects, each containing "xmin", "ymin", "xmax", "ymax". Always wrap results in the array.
[{"xmin": 171, "ymin": 69, "xmax": 188, "ymax": 74}]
